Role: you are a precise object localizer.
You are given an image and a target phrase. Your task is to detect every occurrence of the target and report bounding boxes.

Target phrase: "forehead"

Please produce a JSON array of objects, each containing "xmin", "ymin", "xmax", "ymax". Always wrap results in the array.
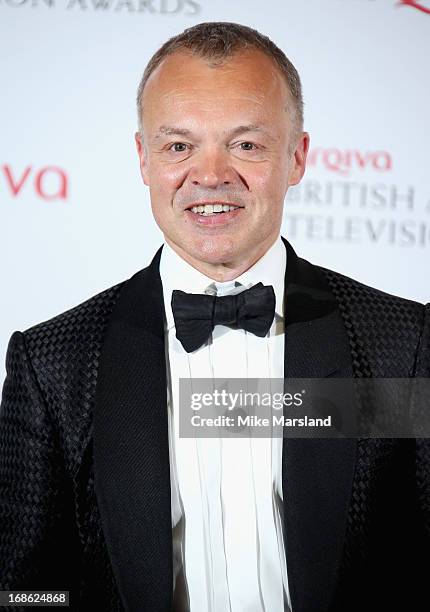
[{"xmin": 141, "ymin": 49, "xmax": 290, "ymax": 129}]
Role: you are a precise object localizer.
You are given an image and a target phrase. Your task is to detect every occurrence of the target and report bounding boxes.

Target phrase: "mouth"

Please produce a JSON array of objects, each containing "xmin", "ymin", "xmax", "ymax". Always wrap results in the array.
[{"xmin": 185, "ymin": 202, "xmax": 244, "ymax": 216}]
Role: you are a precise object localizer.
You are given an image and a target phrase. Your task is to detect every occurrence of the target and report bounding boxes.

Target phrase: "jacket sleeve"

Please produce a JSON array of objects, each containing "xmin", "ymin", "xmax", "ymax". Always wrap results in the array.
[
  {"xmin": 0, "ymin": 330, "xmax": 77, "ymax": 592},
  {"xmin": 415, "ymin": 303, "xmax": 430, "ymax": 538}
]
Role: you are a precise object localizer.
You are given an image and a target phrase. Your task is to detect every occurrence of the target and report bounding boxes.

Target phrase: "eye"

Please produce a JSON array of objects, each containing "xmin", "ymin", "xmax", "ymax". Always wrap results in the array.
[
  {"xmin": 168, "ymin": 142, "xmax": 189, "ymax": 153},
  {"xmin": 237, "ymin": 142, "xmax": 258, "ymax": 151}
]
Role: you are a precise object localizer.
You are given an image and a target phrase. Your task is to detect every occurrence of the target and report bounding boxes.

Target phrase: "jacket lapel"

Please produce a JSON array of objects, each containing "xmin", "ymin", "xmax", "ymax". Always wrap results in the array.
[
  {"xmin": 93, "ymin": 245, "xmax": 172, "ymax": 612},
  {"xmin": 281, "ymin": 238, "xmax": 357, "ymax": 612}
]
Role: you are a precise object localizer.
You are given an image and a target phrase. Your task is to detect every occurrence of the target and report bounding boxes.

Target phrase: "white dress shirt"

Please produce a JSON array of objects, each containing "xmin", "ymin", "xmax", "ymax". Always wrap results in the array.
[{"xmin": 159, "ymin": 235, "xmax": 292, "ymax": 612}]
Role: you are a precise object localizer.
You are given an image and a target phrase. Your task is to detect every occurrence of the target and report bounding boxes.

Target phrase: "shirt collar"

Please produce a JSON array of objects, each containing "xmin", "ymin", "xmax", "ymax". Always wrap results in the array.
[{"xmin": 159, "ymin": 235, "xmax": 286, "ymax": 331}]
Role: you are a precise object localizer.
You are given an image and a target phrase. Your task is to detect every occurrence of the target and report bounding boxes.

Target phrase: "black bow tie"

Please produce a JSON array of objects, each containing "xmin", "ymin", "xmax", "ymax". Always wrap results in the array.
[{"xmin": 171, "ymin": 282, "xmax": 276, "ymax": 353}]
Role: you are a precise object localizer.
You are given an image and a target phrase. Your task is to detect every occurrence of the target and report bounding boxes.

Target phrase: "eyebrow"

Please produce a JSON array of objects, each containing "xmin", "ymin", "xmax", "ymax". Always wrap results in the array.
[{"xmin": 153, "ymin": 124, "xmax": 273, "ymax": 141}]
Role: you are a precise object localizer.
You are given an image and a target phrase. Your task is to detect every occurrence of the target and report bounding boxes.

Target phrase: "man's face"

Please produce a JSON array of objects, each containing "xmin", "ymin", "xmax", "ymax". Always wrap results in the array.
[{"xmin": 135, "ymin": 49, "xmax": 309, "ymax": 277}]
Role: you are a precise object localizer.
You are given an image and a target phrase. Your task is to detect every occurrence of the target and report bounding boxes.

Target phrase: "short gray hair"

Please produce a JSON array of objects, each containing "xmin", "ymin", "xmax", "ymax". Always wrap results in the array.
[{"xmin": 136, "ymin": 22, "xmax": 304, "ymax": 146}]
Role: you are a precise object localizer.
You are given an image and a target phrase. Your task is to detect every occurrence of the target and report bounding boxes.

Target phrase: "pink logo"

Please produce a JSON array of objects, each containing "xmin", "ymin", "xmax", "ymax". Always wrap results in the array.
[
  {"xmin": 397, "ymin": 0, "xmax": 430, "ymax": 15},
  {"xmin": 306, "ymin": 149, "xmax": 392, "ymax": 176},
  {"xmin": 2, "ymin": 165, "xmax": 68, "ymax": 200}
]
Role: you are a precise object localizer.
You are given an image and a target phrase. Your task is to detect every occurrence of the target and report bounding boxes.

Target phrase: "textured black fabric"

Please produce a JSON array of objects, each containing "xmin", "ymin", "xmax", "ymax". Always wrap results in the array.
[
  {"xmin": 320, "ymin": 268, "xmax": 430, "ymax": 610},
  {"xmin": 0, "ymin": 246, "xmax": 429, "ymax": 612},
  {"xmin": 416, "ymin": 304, "xmax": 430, "ymax": 540},
  {"xmin": 0, "ymin": 285, "xmax": 125, "ymax": 611}
]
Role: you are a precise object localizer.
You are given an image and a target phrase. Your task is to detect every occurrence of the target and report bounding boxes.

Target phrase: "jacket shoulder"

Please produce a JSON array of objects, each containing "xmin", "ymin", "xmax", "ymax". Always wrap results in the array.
[
  {"xmin": 18, "ymin": 280, "xmax": 127, "ymax": 475},
  {"xmin": 319, "ymin": 264, "xmax": 424, "ymax": 314},
  {"xmin": 317, "ymin": 264, "xmax": 425, "ymax": 376},
  {"xmin": 23, "ymin": 280, "xmax": 126, "ymax": 342}
]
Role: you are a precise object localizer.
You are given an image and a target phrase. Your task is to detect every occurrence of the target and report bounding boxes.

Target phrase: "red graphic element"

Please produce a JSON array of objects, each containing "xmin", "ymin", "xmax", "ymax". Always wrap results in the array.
[
  {"xmin": 3, "ymin": 166, "xmax": 31, "ymax": 196},
  {"xmin": 397, "ymin": 0, "xmax": 430, "ymax": 15},
  {"xmin": 307, "ymin": 149, "xmax": 392, "ymax": 176},
  {"xmin": 34, "ymin": 166, "xmax": 68, "ymax": 200},
  {"xmin": 2, "ymin": 165, "xmax": 68, "ymax": 200}
]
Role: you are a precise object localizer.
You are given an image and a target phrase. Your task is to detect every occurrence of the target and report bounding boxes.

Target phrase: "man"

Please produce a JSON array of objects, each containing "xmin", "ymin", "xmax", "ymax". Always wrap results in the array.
[{"xmin": 0, "ymin": 21, "xmax": 429, "ymax": 612}]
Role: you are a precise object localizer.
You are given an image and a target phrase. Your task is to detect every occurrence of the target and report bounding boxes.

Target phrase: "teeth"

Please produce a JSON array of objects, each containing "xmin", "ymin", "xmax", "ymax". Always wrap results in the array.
[{"xmin": 189, "ymin": 204, "xmax": 240, "ymax": 215}]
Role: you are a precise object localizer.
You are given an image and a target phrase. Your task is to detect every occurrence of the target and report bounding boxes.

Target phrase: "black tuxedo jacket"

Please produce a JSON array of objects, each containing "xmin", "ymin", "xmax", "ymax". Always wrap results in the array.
[{"xmin": 1, "ymin": 238, "xmax": 429, "ymax": 612}]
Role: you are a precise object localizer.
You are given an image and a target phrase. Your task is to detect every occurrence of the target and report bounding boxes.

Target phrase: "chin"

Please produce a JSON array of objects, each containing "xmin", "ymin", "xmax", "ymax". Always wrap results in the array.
[{"xmin": 193, "ymin": 240, "xmax": 237, "ymax": 263}]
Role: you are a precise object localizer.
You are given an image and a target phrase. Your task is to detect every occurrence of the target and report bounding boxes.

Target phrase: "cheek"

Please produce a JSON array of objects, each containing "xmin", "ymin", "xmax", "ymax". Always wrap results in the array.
[
  {"xmin": 149, "ymin": 162, "xmax": 187, "ymax": 192},
  {"xmin": 251, "ymin": 165, "xmax": 288, "ymax": 201},
  {"xmin": 149, "ymin": 166, "xmax": 185, "ymax": 206}
]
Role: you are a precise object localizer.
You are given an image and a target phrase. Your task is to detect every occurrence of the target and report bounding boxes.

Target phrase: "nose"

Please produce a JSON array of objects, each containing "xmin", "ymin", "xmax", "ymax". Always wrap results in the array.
[{"xmin": 188, "ymin": 147, "xmax": 236, "ymax": 188}]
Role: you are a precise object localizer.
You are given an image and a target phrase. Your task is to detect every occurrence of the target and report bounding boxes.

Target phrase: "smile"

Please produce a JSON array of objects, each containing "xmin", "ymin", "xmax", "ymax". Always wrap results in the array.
[
  {"xmin": 187, "ymin": 203, "xmax": 243, "ymax": 216},
  {"xmin": 184, "ymin": 205, "xmax": 243, "ymax": 226}
]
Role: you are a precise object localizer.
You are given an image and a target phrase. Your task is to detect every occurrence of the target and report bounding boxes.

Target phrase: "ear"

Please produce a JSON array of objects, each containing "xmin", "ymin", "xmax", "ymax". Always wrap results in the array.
[
  {"xmin": 288, "ymin": 131, "xmax": 310, "ymax": 187},
  {"xmin": 135, "ymin": 131, "xmax": 150, "ymax": 186}
]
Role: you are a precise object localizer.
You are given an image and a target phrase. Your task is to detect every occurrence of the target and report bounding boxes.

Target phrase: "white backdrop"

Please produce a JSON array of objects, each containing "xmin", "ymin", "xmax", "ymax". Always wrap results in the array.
[{"xmin": 1, "ymin": 0, "xmax": 429, "ymax": 381}]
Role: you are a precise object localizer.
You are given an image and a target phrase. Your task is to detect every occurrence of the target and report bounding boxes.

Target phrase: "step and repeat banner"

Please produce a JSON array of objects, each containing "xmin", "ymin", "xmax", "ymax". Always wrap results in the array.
[{"xmin": 1, "ymin": 0, "xmax": 429, "ymax": 378}]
